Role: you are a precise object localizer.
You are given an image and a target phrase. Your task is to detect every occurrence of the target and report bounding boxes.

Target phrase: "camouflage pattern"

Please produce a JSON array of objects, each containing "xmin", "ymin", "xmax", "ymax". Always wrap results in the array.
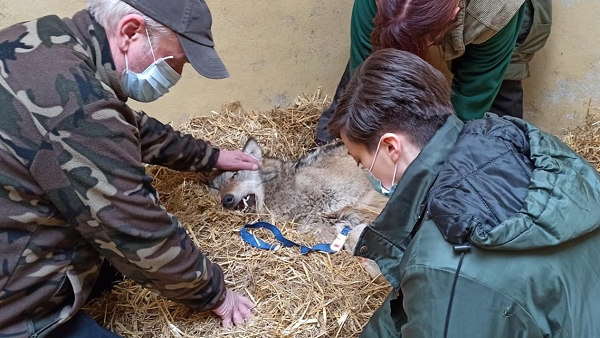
[{"xmin": 0, "ymin": 11, "xmax": 225, "ymax": 337}]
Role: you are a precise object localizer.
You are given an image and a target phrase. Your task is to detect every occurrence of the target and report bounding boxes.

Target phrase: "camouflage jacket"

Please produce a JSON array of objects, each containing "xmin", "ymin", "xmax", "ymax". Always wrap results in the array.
[{"xmin": 0, "ymin": 10, "xmax": 226, "ymax": 338}]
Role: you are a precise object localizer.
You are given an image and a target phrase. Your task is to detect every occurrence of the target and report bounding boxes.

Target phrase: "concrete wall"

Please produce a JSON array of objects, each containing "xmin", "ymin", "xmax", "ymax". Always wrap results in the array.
[
  {"xmin": 523, "ymin": 0, "xmax": 600, "ymax": 134},
  {"xmin": 0, "ymin": 0, "xmax": 352, "ymax": 126},
  {"xmin": 1, "ymin": 0, "xmax": 599, "ymax": 135}
]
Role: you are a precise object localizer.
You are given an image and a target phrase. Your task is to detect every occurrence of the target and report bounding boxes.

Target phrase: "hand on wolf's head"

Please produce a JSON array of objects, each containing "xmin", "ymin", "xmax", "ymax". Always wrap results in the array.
[{"xmin": 215, "ymin": 150, "xmax": 259, "ymax": 171}]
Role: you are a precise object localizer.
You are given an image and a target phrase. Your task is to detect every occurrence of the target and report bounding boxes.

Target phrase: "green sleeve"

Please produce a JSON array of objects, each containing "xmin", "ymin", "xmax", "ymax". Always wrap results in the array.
[
  {"xmin": 450, "ymin": 5, "xmax": 525, "ymax": 121},
  {"xmin": 349, "ymin": 0, "xmax": 377, "ymax": 76}
]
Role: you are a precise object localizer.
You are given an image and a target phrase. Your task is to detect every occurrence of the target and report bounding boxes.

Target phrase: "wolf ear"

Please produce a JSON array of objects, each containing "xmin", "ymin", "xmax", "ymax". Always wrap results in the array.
[{"xmin": 243, "ymin": 137, "xmax": 262, "ymax": 160}]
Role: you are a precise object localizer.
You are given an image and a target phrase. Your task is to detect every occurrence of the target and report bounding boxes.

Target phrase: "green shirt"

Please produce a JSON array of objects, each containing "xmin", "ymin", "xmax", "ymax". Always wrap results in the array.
[
  {"xmin": 348, "ymin": 0, "xmax": 525, "ymax": 121},
  {"xmin": 349, "ymin": 0, "xmax": 377, "ymax": 75},
  {"xmin": 450, "ymin": 5, "xmax": 525, "ymax": 120}
]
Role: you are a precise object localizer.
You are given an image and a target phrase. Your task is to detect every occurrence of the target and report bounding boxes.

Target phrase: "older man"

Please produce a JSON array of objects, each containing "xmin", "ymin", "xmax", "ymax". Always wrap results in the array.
[{"xmin": 0, "ymin": 0, "xmax": 257, "ymax": 336}]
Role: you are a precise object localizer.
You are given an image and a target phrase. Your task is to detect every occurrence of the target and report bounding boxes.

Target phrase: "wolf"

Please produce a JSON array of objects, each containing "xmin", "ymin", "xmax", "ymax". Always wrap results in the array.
[{"xmin": 210, "ymin": 137, "xmax": 389, "ymax": 280}]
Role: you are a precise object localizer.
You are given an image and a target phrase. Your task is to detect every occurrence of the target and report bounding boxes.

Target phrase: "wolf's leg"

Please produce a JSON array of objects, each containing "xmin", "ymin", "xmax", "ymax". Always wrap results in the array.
[
  {"xmin": 298, "ymin": 214, "xmax": 346, "ymax": 243},
  {"xmin": 299, "ymin": 213, "xmax": 385, "ymax": 281},
  {"xmin": 342, "ymin": 223, "xmax": 384, "ymax": 281}
]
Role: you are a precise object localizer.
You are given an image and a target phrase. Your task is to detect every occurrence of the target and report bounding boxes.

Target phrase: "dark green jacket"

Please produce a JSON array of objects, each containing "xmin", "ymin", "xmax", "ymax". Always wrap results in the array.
[{"xmin": 356, "ymin": 114, "xmax": 600, "ymax": 337}]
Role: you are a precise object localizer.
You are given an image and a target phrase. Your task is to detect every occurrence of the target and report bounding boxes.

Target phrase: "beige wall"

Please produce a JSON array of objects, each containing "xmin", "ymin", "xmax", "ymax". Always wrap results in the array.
[
  {"xmin": 0, "ymin": 0, "xmax": 353, "ymax": 126},
  {"xmin": 1, "ymin": 0, "xmax": 599, "ymax": 135},
  {"xmin": 523, "ymin": 0, "xmax": 600, "ymax": 134}
]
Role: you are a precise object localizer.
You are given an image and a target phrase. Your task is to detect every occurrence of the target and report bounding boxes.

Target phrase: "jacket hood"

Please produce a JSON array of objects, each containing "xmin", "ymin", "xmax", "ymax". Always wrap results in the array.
[
  {"xmin": 474, "ymin": 118, "xmax": 600, "ymax": 249},
  {"xmin": 428, "ymin": 116, "xmax": 600, "ymax": 250}
]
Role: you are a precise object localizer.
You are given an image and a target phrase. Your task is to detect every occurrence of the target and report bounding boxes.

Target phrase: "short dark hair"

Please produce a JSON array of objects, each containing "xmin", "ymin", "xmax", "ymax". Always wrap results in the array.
[{"xmin": 328, "ymin": 49, "xmax": 454, "ymax": 151}]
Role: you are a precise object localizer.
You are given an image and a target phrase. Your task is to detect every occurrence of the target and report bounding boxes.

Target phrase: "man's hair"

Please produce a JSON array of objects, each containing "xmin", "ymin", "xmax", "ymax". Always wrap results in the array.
[
  {"xmin": 371, "ymin": 0, "xmax": 460, "ymax": 61},
  {"xmin": 328, "ymin": 48, "xmax": 454, "ymax": 151},
  {"xmin": 87, "ymin": 0, "xmax": 176, "ymax": 44}
]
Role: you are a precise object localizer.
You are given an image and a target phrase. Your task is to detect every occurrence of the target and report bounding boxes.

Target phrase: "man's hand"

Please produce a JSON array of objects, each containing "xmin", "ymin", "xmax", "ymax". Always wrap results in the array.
[
  {"xmin": 213, "ymin": 289, "xmax": 255, "ymax": 329},
  {"xmin": 215, "ymin": 150, "xmax": 259, "ymax": 171}
]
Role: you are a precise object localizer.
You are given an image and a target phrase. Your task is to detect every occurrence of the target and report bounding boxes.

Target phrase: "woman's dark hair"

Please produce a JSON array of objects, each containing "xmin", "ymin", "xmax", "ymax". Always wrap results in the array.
[
  {"xmin": 371, "ymin": 0, "xmax": 460, "ymax": 61},
  {"xmin": 328, "ymin": 48, "xmax": 454, "ymax": 151}
]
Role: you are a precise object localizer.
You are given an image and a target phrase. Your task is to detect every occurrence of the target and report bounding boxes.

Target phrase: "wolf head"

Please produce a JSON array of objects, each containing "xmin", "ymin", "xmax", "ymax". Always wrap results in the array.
[{"xmin": 211, "ymin": 137, "xmax": 275, "ymax": 212}]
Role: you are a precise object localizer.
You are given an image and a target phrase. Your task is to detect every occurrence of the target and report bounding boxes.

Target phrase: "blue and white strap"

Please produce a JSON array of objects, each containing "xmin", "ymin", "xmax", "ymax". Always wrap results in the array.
[{"xmin": 240, "ymin": 221, "xmax": 351, "ymax": 254}]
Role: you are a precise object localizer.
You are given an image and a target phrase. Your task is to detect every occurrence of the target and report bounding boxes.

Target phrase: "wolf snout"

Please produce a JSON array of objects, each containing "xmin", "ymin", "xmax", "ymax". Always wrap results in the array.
[{"xmin": 222, "ymin": 194, "xmax": 236, "ymax": 208}]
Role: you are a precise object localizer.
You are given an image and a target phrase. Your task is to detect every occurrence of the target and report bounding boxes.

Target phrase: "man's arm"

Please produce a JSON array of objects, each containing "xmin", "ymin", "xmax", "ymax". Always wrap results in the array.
[
  {"xmin": 135, "ymin": 110, "xmax": 259, "ymax": 172},
  {"xmin": 30, "ymin": 100, "xmax": 226, "ymax": 310},
  {"xmin": 450, "ymin": 5, "xmax": 525, "ymax": 121},
  {"xmin": 349, "ymin": 0, "xmax": 378, "ymax": 75},
  {"xmin": 135, "ymin": 110, "xmax": 220, "ymax": 171}
]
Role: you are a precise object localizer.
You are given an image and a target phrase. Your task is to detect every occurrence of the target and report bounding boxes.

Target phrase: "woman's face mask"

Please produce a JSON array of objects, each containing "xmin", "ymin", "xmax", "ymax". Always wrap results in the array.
[
  {"xmin": 121, "ymin": 27, "xmax": 181, "ymax": 102},
  {"xmin": 362, "ymin": 135, "xmax": 399, "ymax": 197}
]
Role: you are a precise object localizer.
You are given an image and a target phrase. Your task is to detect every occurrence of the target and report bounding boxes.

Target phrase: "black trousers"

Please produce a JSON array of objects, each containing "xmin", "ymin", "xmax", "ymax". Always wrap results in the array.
[
  {"xmin": 315, "ymin": 62, "xmax": 352, "ymax": 144},
  {"xmin": 488, "ymin": 79, "xmax": 524, "ymax": 119},
  {"xmin": 315, "ymin": 66, "xmax": 524, "ymax": 143},
  {"xmin": 46, "ymin": 260, "xmax": 124, "ymax": 338}
]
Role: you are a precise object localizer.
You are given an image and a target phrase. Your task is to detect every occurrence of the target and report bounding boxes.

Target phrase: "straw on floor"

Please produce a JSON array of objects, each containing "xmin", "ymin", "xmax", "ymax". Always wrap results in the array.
[
  {"xmin": 563, "ymin": 105, "xmax": 600, "ymax": 172},
  {"xmin": 83, "ymin": 91, "xmax": 600, "ymax": 338},
  {"xmin": 83, "ymin": 89, "xmax": 392, "ymax": 338}
]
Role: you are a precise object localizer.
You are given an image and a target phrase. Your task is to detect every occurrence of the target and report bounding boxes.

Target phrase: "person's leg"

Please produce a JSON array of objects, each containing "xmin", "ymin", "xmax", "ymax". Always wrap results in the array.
[
  {"xmin": 315, "ymin": 62, "xmax": 352, "ymax": 145},
  {"xmin": 490, "ymin": 1, "xmax": 529, "ymax": 120},
  {"xmin": 488, "ymin": 79, "xmax": 524, "ymax": 119},
  {"xmin": 46, "ymin": 260, "xmax": 124, "ymax": 338},
  {"xmin": 88, "ymin": 259, "xmax": 124, "ymax": 300},
  {"xmin": 46, "ymin": 312, "xmax": 122, "ymax": 338}
]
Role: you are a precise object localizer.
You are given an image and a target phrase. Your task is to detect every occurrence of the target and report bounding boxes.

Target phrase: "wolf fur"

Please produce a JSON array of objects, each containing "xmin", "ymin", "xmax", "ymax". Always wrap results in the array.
[{"xmin": 210, "ymin": 137, "xmax": 388, "ymax": 279}]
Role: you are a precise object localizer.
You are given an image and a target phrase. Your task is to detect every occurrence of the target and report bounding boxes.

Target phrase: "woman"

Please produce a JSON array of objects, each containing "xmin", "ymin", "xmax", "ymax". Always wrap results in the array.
[
  {"xmin": 315, "ymin": 0, "xmax": 552, "ymax": 144},
  {"xmin": 327, "ymin": 48, "xmax": 600, "ymax": 337}
]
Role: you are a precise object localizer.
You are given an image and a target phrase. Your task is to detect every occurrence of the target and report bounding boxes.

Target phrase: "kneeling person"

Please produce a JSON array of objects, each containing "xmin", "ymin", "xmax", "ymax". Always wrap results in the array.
[{"xmin": 328, "ymin": 48, "xmax": 600, "ymax": 337}]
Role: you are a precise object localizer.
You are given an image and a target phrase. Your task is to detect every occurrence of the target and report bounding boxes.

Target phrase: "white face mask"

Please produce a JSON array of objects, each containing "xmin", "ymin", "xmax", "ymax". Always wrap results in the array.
[
  {"xmin": 362, "ymin": 134, "xmax": 399, "ymax": 197},
  {"xmin": 121, "ymin": 27, "xmax": 181, "ymax": 102}
]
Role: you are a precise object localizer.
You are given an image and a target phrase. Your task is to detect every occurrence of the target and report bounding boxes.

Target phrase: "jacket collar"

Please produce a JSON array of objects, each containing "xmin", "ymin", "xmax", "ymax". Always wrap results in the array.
[
  {"xmin": 68, "ymin": 10, "xmax": 128, "ymax": 102},
  {"xmin": 356, "ymin": 114, "xmax": 463, "ymax": 289}
]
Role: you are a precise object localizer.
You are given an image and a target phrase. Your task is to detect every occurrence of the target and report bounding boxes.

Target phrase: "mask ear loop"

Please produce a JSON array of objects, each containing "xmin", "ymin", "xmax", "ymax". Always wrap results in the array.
[
  {"xmin": 369, "ymin": 136, "xmax": 385, "ymax": 172},
  {"xmin": 123, "ymin": 24, "xmax": 155, "ymax": 72},
  {"xmin": 390, "ymin": 160, "xmax": 399, "ymax": 189},
  {"xmin": 144, "ymin": 25, "xmax": 157, "ymax": 62},
  {"xmin": 124, "ymin": 52, "xmax": 130, "ymax": 71},
  {"xmin": 370, "ymin": 133, "xmax": 400, "ymax": 190}
]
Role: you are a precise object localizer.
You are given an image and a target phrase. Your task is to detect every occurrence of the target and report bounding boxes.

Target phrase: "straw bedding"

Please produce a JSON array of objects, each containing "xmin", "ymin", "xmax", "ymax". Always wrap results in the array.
[
  {"xmin": 563, "ymin": 106, "xmax": 600, "ymax": 172},
  {"xmin": 83, "ymin": 91, "xmax": 600, "ymax": 337},
  {"xmin": 83, "ymin": 89, "xmax": 392, "ymax": 338}
]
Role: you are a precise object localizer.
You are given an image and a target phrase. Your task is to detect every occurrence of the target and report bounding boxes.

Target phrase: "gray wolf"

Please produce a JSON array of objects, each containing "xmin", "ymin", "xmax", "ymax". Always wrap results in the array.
[{"xmin": 211, "ymin": 138, "xmax": 388, "ymax": 279}]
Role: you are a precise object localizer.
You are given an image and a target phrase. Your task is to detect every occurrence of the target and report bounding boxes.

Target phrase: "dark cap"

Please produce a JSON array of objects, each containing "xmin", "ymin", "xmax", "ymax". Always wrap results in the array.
[{"xmin": 121, "ymin": 0, "xmax": 229, "ymax": 79}]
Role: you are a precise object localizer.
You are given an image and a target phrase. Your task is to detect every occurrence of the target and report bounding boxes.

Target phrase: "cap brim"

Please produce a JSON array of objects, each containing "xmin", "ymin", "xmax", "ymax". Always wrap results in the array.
[{"xmin": 179, "ymin": 35, "xmax": 229, "ymax": 79}]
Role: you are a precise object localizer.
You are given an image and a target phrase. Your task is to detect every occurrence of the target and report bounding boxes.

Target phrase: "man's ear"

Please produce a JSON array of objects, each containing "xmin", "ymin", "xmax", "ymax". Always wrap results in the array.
[
  {"xmin": 243, "ymin": 137, "xmax": 263, "ymax": 160},
  {"xmin": 115, "ymin": 14, "xmax": 146, "ymax": 52}
]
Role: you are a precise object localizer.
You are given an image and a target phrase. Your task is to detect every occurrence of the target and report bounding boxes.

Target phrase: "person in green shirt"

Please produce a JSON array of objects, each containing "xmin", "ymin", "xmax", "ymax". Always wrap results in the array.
[{"xmin": 316, "ymin": 0, "xmax": 552, "ymax": 145}]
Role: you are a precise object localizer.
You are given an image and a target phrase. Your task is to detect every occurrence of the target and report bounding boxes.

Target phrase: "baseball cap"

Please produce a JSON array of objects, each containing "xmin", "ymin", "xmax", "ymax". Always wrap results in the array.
[{"xmin": 121, "ymin": 0, "xmax": 229, "ymax": 79}]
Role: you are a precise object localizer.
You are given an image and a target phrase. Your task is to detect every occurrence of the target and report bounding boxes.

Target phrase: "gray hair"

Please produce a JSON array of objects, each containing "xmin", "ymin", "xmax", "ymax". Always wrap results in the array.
[{"xmin": 86, "ymin": 0, "xmax": 176, "ymax": 44}]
